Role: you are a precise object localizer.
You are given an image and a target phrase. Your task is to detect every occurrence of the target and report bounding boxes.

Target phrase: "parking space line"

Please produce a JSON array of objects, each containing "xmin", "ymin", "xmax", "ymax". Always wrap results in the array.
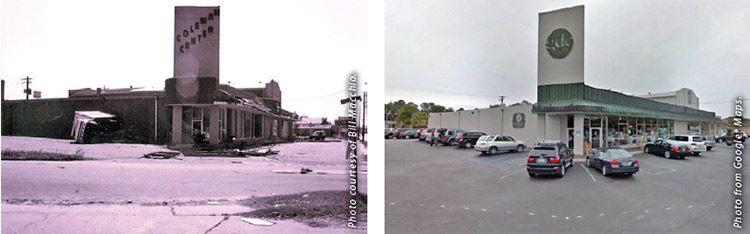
[
  {"xmin": 471, "ymin": 158, "xmax": 506, "ymax": 169},
  {"xmin": 500, "ymin": 169, "xmax": 526, "ymax": 180},
  {"xmin": 640, "ymin": 167, "xmax": 676, "ymax": 175},
  {"xmin": 580, "ymin": 163, "xmax": 597, "ymax": 183},
  {"xmin": 492, "ymin": 153, "xmax": 528, "ymax": 169},
  {"xmin": 471, "ymin": 152, "xmax": 526, "ymax": 169}
]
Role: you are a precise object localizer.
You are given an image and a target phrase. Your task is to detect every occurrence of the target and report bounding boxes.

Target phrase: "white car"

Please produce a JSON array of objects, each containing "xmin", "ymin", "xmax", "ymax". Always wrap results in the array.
[
  {"xmin": 474, "ymin": 135, "xmax": 525, "ymax": 155},
  {"xmin": 667, "ymin": 135, "xmax": 707, "ymax": 155}
]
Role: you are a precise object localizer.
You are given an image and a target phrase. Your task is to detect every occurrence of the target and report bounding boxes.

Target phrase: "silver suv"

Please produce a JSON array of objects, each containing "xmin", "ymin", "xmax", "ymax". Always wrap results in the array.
[{"xmin": 667, "ymin": 135, "xmax": 706, "ymax": 155}]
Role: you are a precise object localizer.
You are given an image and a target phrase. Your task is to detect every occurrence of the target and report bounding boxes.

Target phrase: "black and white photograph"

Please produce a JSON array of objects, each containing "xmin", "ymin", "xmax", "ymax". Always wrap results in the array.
[
  {"xmin": 1, "ymin": 1, "xmax": 367, "ymax": 233},
  {"xmin": 385, "ymin": 0, "xmax": 749, "ymax": 233}
]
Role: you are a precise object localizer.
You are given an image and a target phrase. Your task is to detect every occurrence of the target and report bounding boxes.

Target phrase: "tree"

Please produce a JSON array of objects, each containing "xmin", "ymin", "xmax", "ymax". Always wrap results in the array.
[
  {"xmin": 457, "ymin": 107, "xmax": 465, "ymax": 111},
  {"xmin": 446, "ymin": 107, "xmax": 454, "ymax": 112},
  {"xmin": 395, "ymin": 105, "xmax": 419, "ymax": 127},
  {"xmin": 385, "ymin": 100, "xmax": 406, "ymax": 121},
  {"xmin": 321, "ymin": 117, "xmax": 329, "ymax": 125},
  {"xmin": 410, "ymin": 111, "xmax": 429, "ymax": 128},
  {"xmin": 510, "ymin": 100, "xmax": 533, "ymax": 106},
  {"xmin": 419, "ymin": 102, "xmax": 449, "ymax": 112}
]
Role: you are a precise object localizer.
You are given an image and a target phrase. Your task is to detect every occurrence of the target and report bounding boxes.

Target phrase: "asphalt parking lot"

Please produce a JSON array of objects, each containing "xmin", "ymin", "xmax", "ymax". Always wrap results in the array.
[{"xmin": 386, "ymin": 139, "xmax": 747, "ymax": 233}]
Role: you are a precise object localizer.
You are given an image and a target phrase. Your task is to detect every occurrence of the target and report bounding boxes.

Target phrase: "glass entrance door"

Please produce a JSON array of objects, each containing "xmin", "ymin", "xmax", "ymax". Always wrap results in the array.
[
  {"xmin": 567, "ymin": 128, "xmax": 575, "ymax": 149},
  {"xmin": 591, "ymin": 128, "xmax": 602, "ymax": 149}
]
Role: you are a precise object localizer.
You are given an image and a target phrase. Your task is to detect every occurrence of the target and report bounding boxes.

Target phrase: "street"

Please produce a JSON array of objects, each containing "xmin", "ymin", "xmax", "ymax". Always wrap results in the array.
[
  {"xmin": 386, "ymin": 139, "xmax": 746, "ymax": 233},
  {"xmin": 1, "ymin": 137, "xmax": 367, "ymax": 233}
]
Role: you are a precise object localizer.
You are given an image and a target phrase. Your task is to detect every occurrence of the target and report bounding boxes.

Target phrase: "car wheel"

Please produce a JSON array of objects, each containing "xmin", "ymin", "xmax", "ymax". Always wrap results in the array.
[
  {"xmin": 559, "ymin": 163, "xmax": 566, "ymax": 177},
  {"xmin": 603, "ymin": 165, "xmax": 609, "ymax": 176},
  {"xmin": 464, "ymin": 142, "xmax": 472, "ymax": 148},
  {"xmin": 515, "ymin": 145, "xmax": 524, "ymax": 153},
  {"xmin": 585, "ymin": 158, "xmax": 591, "ymax": 167},
  {"xmin": 528, "ymin": 173, "xmax": 536, "ymax": 177},
  {"xmin": 664, "ymin": 151, "xmax": 671, "ymax": 159},
  {"xmin": 707, "ymin": 147, "xmax": 712, "ymax": 151},
  {"xmin": 644, "ymin": 147, "xmax": 649, "ymax": 154},
  {"xmin": 489, "ymin": 147, "xmax": 497, "ymax": 155},
  {"xmin": 448, "ymin": 140, "xmax": 454, "ymax": 146},
  {"xmin": 405, "ymin": 136, "xmax": 410, "ymax": 139},
  {"xmin": 480, "ymin": 151, "xmax": 487, "ymax": 155},
  {"xmin": 693, "ymin": 152, "xmax": 700, "ymax": 156}
]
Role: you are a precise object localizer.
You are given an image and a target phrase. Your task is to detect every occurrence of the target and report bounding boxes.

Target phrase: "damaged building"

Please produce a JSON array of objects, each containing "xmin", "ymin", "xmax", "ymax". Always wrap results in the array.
[
  {"xmin": 2, "ymin": 6, "xmax": 297, "ymax": 146},
  {"xmin": 1, "ymin": 80, "xmax": 296, "ymax": 146}
]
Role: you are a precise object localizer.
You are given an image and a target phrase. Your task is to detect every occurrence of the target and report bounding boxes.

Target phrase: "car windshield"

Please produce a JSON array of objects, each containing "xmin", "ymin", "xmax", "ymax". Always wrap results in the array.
[
  {"xmin": 605, "ymin": 149, "xmax": 632, "ymax": 159},
  {"xmin": 478, "ymin": 136, "xmax": 490, "ymax": 142}
]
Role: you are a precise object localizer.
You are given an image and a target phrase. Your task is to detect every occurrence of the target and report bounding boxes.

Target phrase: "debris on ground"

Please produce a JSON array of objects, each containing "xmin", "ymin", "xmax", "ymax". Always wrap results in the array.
[
  {"xmin": 241, "ymin": 147, "xmax": 280, "ymax": 157},
  {"xmin": 237, "ymin": 190, "xmax": 367, "ymax": 228},
  {"xmin": 300, "ymin": 168, "xmax": 313, "ymax": 174},
  {"xmin": 142, "ymin": 151, "xmax": 181, "ymax": 159},
  {"xmin": 207, "ymin": 201, "xmax": 220, "ymax": 205},
  {"xmin": 241, "ymin": 218, "xmax": 275, "ymax": 226}
]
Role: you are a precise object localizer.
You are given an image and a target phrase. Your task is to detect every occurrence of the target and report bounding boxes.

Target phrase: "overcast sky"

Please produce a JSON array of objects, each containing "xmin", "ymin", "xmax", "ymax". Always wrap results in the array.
[
  {"xmin": 385, "ymin": 0, "xmax": 750, "ymax": 118},
  {"xmin": 1, "ymin": 0, "xmax": 366, "ymax": 121}
]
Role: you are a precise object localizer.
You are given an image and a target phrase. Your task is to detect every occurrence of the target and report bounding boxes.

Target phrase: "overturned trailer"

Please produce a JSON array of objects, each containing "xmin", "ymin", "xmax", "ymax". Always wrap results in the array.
[{"xmin": 71, "ymin": 111, "xmax": 119, "ymax": 143}]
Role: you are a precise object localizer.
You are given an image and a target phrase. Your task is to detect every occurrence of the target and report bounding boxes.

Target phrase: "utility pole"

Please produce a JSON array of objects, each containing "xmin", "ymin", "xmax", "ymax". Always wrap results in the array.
[
  {"xmin": 498, "ymin": 95, "xmax": 506, "ymax": 106},
  {"xmin": 21, "ymin": 76, "xmax": 32, "ymax": 100}
]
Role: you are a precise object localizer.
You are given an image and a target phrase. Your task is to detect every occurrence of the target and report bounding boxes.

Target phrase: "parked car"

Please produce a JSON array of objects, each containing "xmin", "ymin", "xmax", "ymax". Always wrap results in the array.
[
  {"xmin": 667, "ymin": 135, "xmax": 706, "ymax": 155},
  {"xmin": 439, "ymin": 129, "xmax": 464, "ymax": 146},
  {"xmin": 310, "ymin": 130, "xmax": 326, "ymax": 141},
  {"xmin": 427, "ymin": 128, "xmax": 446, "ymax": 143},
  {"xmin": 585, "ymin": 147, "xmax": 638, "ymax": 176},
  {"xmin": 703, "ymin": 135, "xmax": 716, "ymax": 151},
  {"xmin": 526, "ymin": 140, "xmax": 573, "ymax": 177},
  {"xmin": 717, "ymin": 131, "xmax": 747, "ymax": 144},
  {"xmin": 420, "ymin": 128, "xmax": 435, "ymax": 141},
  {"xmin": 457, "ymin": 131, "xmax": 486, "ymax": 148},
  {"xmin": 416, "ymin": 128, "xmax": 426, "ymax": 139},
  {"xmin": 400, "ymin": 129, "xmax": 419, "ymax": 139},
  {"xmin": 385, "ymin": 128, "xmax": 396, "ymax": 139},
  {"xmin": 474, "ymin": 135, "xmax": 525, "ymax": 155},
  {"xmin": 393, "ymin": 128, "xmax": 412, "ymax": 139},
  {"xmin": 643, "ymin": 139, "xmax": 691, "ymax": 159}
]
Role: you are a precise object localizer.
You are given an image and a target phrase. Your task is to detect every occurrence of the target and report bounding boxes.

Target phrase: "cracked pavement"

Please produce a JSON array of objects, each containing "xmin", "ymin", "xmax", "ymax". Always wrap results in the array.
[{"xmin": 2, "ymin": 137, "xmax": 367, "ymax": 233}]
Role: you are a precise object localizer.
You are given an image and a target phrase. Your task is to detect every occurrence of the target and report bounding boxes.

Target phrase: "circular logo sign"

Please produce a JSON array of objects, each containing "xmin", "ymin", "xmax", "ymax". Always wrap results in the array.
[{"xmin": 545, "ymin": 28, "xmax": 574, "ymax": 59}]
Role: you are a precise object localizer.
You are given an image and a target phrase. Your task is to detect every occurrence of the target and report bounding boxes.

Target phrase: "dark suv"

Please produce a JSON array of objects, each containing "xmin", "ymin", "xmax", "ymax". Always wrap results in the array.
[
  {"xmin": 439, "ymin": 129, "xmax": 462, "ymax": 146},
  {"xmin": 526, "ymin": 141, "xmax": 574, "ymax": 177},
  {"xmin": 457, "ymin": 131, "xmax": 486, "ymax": 148}
]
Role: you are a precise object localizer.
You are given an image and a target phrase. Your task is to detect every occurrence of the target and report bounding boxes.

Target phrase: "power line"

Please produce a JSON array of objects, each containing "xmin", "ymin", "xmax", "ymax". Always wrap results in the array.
[{"xmin": 21, "ymin": 76, "xmax": 32, "ymax": 100}]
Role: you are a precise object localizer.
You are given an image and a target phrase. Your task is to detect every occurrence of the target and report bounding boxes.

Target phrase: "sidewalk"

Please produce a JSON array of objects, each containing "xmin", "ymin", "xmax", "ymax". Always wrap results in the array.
[{"xmin": 1, "ymin": 204, "xmax": 361, "ymax": 234}]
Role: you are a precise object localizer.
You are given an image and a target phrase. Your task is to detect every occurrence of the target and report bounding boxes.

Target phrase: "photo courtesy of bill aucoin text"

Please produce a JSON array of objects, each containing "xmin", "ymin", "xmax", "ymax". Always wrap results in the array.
[
  {"xmin": 1, "ymin": 0, "xmax": 750, "ymax": 234},
  {"xmin": 384, "ymin": 0, "xmax": 749, "ymax": 233}
]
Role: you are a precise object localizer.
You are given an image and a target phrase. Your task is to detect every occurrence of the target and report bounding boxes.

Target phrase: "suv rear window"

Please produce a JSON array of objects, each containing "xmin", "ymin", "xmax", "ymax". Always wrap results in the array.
[
  {"xmin": 477, "ymin": 136, "xmax": 490, "ymax": 142},
  {"xmin": 692, "ymin": 136, "xmax": 704, "ymax": 142},
  {"xmin": 671, "ymin": 136, "xmax": 689, "ymax": 141},
  {"xmin": 530, "ymin": 148, "xmax": 558, "ymax": 157}
]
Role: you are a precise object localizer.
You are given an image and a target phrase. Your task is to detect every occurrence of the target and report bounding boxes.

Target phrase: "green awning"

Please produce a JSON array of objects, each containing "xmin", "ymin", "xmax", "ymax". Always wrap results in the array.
[{"xmin": 532, "ymin": 99, "xmax": 720, "ymax": 122}]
